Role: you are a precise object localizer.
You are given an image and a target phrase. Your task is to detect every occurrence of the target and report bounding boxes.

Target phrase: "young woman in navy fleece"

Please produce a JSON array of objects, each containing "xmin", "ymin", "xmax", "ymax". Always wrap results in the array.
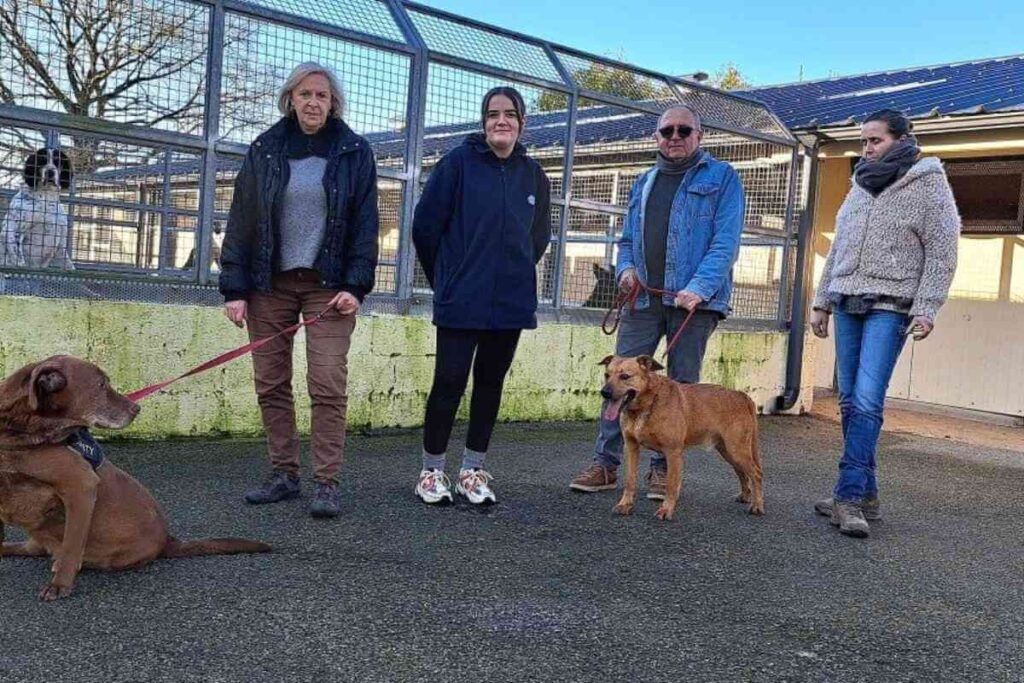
[{"xmin": 411, "ymin": 86, "xmax": 551, "ymax": 506}]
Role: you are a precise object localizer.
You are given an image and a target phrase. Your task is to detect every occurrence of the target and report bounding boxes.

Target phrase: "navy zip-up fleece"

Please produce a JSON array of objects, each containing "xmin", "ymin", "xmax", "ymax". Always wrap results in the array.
[{"xmin": 413, "ymin": 133, "xmax": 551, "ymax": 330}]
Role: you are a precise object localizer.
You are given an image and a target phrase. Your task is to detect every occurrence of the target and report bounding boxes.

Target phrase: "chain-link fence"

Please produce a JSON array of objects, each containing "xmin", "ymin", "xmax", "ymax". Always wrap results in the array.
[{"xmin": 0, "ymin": 0, "xmax": 801, "ymax": 324}]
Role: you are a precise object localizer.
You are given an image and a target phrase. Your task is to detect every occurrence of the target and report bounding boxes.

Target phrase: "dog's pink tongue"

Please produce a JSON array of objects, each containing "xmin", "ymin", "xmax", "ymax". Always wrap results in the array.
[{"xmin": 603, "ymin": 398, "xmax": 622, "ymax": 422}]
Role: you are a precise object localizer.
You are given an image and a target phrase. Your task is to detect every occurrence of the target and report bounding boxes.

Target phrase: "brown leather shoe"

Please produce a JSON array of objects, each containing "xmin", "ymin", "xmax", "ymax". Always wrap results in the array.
[
  {"xmin": 570, "ymin": 464, "xmax": 617, "ymax": 492},
  {"xmin": 646, "ymin": 468, "xmax": 666, "ymax": 501}
]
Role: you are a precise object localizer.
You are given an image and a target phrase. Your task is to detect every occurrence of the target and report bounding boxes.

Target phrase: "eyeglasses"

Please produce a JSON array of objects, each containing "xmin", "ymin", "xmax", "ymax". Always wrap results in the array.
[{"xmin": 658, "ymin": 124, "xmax": 694, "ymax": 140}]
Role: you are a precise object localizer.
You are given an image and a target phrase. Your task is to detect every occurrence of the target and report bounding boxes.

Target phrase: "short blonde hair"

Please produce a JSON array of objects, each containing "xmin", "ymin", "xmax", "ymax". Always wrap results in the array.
[{"xmin": 277, "ymin": 62, "xmax": 346, "ymax": 120}]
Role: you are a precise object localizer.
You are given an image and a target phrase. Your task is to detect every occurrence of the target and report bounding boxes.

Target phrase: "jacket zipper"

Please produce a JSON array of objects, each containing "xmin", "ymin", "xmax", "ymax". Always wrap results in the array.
[{"xmin": 492, "ymin": 162, "xmax": 507, "ymax": 328}]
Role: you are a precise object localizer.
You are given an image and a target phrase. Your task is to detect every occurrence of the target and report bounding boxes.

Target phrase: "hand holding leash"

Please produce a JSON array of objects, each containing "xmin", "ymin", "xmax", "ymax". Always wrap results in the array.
[{"xmin": 905, "ymin": 316, "xmax": 933, "ymax": 341}]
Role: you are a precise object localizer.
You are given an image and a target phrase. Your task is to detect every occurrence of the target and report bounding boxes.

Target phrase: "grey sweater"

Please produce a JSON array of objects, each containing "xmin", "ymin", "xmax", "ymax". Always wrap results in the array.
[
  {"xmin": 812, "ymin": 157, "xmax": 960, "ymax": 321},
  {"xmin": 278, "ymin": 156, "xmax": 328, "ymax": 273}
]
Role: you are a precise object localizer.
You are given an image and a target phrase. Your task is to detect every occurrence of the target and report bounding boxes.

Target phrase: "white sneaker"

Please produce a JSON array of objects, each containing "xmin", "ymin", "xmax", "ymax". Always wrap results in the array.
[
  {"xmin": 415, "ymin": 469, "xmax": 453, "ymax": 504},
  {"xmin": 456, "ymin": 468, "xmax": 496, "ymax": 505}
]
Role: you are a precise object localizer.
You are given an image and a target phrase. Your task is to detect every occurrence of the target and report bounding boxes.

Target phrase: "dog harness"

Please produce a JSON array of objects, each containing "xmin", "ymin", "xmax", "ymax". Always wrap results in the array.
[{"xmin": 66, "ymin": 429, "xmax": 104, "ymax": 470}]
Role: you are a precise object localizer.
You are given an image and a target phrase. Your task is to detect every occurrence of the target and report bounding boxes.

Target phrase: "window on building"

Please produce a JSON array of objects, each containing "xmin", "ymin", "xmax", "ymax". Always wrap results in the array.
[{"xmin": 946, "ymin": 160, "xmax": 1024, "ymax": 235}]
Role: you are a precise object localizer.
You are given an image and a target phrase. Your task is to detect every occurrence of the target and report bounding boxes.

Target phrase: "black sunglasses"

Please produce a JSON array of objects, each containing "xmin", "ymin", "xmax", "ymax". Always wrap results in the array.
[{"xmin": 658, "ymin": 124, "xmax": 694, "ymax": 140}]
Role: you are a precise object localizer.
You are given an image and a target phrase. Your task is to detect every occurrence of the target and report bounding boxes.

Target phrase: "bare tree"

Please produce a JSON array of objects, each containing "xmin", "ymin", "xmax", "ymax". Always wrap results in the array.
[
  {"xmin": 0, "ymin": 0, "xmax": 208, "ymax": 133},
  {"xmin": 0, "ymin": 0, "xmax": 277, "ymax": 162}
]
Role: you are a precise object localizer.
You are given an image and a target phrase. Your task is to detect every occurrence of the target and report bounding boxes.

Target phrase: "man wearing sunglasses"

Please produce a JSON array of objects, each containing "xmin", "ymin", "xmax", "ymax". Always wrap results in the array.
[{"xmin": 570, "ymin": 105, "xmax": 746, "ymax": 500}]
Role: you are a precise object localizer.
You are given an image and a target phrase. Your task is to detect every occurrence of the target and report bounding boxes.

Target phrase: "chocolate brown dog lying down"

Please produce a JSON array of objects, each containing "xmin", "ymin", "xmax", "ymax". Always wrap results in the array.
[
  {"xmin": 600, "ymin": 355, "xmax": 764, "ymax": 520},
  {"xmin": 0, "ymin": 356, "xmax": 270, "ymax": 601}
]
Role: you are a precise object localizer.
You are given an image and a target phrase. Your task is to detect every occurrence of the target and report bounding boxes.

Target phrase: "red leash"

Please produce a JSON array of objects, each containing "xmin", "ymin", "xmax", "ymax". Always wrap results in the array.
[
  {"xmin": 125, "ymin": 306, "xmax": 335, "ymax": 402},
  {"xmin": 601, "ymin": 278, "xmax": 696, "ymax": 360}
]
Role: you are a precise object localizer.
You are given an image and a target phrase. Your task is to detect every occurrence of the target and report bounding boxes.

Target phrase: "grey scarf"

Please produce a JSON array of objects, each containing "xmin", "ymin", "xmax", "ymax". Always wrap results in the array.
[
  {"xmin": 854, "ymin": 137, "xmax": 921, "ymax": 196},
  {"xmin": 656, "ymin": 150, "xmax": 701, "ymax": 175}
]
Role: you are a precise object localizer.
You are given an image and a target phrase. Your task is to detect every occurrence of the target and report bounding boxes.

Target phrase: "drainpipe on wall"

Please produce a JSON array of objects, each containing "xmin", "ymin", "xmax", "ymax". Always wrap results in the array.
[{"xmin": 775, "ymin": 139, "xmax": 821, "ymax": 412}]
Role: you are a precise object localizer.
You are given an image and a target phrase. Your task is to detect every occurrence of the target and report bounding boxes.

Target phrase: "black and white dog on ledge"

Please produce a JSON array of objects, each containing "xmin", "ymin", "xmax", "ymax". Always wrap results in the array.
[{"xmin": 1, "ymin": 147, "xmax": 75, "ymax": 270}]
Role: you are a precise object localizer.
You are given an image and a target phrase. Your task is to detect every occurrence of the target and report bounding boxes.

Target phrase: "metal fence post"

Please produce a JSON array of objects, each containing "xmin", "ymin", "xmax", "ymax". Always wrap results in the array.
[
  {"xmin": 776, "ymin": 146, "xmax": 801, "ymax": 325},
  {"xmin": 543, "ymin": 44, "xmax": 577, "ymax": 310},
  {"xmin": 195, "ymin": 0, "xmax": 225, "ymax": 286},
  {"xmin": 386, "ymin": 0, "xmax": 428, "ymax": 308}
]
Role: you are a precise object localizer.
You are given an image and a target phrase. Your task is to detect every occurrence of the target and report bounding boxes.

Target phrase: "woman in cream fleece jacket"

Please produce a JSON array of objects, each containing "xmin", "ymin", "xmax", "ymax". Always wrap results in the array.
[{"xmin": 809, "ymin": 109, "xmax": 960, "ymax": 538}]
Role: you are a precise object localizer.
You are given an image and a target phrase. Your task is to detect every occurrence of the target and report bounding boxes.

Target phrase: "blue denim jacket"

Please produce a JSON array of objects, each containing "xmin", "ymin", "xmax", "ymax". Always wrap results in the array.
[{"xmin": 615, "ymin": 150, "xmax": 745, "ymax": 316}]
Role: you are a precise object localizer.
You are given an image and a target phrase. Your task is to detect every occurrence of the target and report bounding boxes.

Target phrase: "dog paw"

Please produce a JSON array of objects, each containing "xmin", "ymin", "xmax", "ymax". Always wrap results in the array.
[
  {"xmin": 612, "ymin": 502, "xmax": 634, "ymax": 516},
  {"xmin": 38, "ymin": 580, "xmax": 73, "ymax": 602},
  {"xmin": 654, "ymin": 506, "xmax": 675, "ymax": 521},
  {"xmin": 734, "ymin": 493, "xmax": 750, "ymax": 504},
  {"xmin": 748, "ymin": 503, "xmax": 765, "ymax": 516}
]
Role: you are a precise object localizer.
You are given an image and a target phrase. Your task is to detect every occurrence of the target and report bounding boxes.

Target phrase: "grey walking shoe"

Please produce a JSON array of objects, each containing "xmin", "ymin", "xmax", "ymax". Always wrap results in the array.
[
  {"xmin": 814, "ymin": 497, "xmax": 881, "ymax": 520},
  {"xmin": 244, "ymin": 470, "xmax": 301, "ymax": 505},
  {"xmin": 309, "ymin": 481, "xmax": 341, "ymax": 519},
  {"xmin": 831, "ymin": 501, "xmax": 870, "ymax": 538}
]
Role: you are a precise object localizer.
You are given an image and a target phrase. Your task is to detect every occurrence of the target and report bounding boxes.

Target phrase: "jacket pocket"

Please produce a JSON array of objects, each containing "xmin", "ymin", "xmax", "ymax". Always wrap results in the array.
[{"xmin": 686, "ymin": 183, "xmax": 720, "ymax": 219}]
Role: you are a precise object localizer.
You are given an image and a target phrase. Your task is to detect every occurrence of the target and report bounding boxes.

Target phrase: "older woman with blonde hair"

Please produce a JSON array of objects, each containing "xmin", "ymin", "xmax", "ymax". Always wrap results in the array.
[{"xmin": 219, "ymin": 61, "xmax": 379, "ymax": 518}]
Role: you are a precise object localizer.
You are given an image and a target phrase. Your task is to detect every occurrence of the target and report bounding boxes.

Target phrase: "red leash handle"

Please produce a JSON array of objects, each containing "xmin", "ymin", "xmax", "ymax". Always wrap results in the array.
[
  {"xmin": 125, "ymin": 305, "xmax": 336, "ymax": 402},
  {"xmin": 600, "ymin": 277, "xmax": 696, "ymax": 360}
]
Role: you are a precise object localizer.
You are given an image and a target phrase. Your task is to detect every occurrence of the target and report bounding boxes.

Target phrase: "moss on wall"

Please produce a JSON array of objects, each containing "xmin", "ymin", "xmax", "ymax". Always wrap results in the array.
[{"xmin": 0, "ymin": 297, "xmax": 809, "ymax": 439}]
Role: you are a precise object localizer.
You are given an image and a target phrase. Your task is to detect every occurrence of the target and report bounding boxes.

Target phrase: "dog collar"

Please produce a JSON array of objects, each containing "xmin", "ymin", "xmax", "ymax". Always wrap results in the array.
[{"xmin": 66, "ymin": 429, "xmax": 104, "ymax": 470}]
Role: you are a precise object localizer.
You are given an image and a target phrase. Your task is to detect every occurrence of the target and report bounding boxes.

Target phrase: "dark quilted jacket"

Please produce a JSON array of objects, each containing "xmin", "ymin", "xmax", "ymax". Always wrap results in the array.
[{"xmin": 219, "ymin": 116, "xmax": 379, "ymax": 302}]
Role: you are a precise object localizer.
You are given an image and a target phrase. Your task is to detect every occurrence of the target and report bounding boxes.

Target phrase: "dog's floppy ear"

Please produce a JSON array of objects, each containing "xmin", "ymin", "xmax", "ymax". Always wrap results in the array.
[
  {"xmin": 598, "ymin": 354, "xmax": 615, "ymax": 366},
  {"xmin": 636, "ymin": 355, "xmax": 665, "ymax": 372},
  {"xmin": 28, "ymin": 363, "xmax": 67, "ymax": 412},
  {"xmin": 23, "ymin": 150, "xmax": 44, "ymax": 189},
  {"xmin": 55, "ymin": 150, "xmax": 73, "ymax": 190}
]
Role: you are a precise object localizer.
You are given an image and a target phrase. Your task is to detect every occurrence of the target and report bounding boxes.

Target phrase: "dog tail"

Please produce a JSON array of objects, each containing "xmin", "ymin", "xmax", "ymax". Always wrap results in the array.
[{"xmin": 161, "ymin": 537, "xmax": 271, "ymax": 558}]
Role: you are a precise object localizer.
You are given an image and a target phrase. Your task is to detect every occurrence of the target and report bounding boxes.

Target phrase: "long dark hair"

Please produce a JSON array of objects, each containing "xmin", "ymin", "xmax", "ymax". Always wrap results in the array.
[
  {"xmin": 863, "ymin": 108, "xmax": 913, "ymax": 138},
  {"xmin": 480, "ymin": 86, "xmax": 527, "ymax": 131}
]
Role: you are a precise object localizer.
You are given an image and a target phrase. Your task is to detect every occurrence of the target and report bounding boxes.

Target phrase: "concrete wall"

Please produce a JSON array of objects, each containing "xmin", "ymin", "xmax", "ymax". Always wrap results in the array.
[{"xmin": 0, "ymin": 297, "xmax": 812, "ymax": 439}]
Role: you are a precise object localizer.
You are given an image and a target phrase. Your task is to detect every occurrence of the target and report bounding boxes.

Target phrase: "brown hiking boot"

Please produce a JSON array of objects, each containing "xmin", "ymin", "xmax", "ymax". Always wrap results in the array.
[
  {"xmin": 646, "ymin": 469, "xmax": 666, "ymax": 501},
  {"xmin": 814, "ymin": 497, "xmax": 880, "ymax": 521},
  {"xmin": 570, "ymin": 464, "xmax": 617, "ymax": 492}
]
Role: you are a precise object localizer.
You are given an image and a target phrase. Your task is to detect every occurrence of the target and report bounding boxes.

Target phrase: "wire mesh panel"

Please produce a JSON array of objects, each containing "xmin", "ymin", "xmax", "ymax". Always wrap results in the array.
[
  {"xmin": 376, "ymin": 177, "xmax": 403, "ymax": 294},
  {"xmin": 731, "ymin": 243, "xmax": 787, "ymax": 320},
  {"xmin": 537, "ymin": 202, "xmax": 562, "ymax": 303},
  {"xmin": 561, "ymin": 237, "xmax": 620, "ymax": 308},
  {"xmin": 235, "ymin": 0, "xmax": 406, "ymax": 43},
  {"xmin": 407, "ymin": 8, "xmax": 562, "ymax": 84},
  {"xmin": 555, "ymin": 52, "xmax": 677, "ymax": 110},
  {"xmin": 0, "ymin": 0, "xmax": 799, "ymax": 319},
  {"xmin": 220, "ymin": 11, "xmax": 410, "ymax": 170},
  {"xmin": 569, "ymin": 103, "xmax": 660, "ymax": 211},
  {"xmin": 0, "ymin": 0, "xmax": 210, "ymax": 137},
  {"xmin": 0, "ymin": 123, "xmax": 204, "ymax": 274},
  {"xmin": 702, "ymin": 131, "xmax": 796, "ymax": 236},
  {"xmin": 420, "ymin": 63, "xmax": 568, "ymax": 170},
  {"xmin": 672, "ymin": 80, "xmax": 790, "ymax": 140}
]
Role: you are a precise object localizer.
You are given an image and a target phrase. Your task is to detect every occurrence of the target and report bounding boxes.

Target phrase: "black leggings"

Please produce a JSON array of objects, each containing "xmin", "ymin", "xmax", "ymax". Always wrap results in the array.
[{"xmin": 423, "ymin": 327, "xmax": 522, "ymax": 456}]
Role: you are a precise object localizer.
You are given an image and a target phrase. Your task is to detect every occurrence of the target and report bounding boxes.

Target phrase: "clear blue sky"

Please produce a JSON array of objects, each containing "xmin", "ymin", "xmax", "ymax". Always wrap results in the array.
[{"xmin": 418, "ymin": 0, "xmax": 1024, "ymax": 86}]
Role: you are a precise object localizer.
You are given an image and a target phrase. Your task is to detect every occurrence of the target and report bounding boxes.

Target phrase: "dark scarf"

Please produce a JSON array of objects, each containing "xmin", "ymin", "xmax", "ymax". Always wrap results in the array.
[
  {"xmin": 656, "ymin": 150, "xmax": 701, "ymax": 175},
  {"xmin": 286, "ymin": 116, "xmax": 336, "ymax": 159},
  {"xmin": 854, "ymin": 137, "xmax": 920, "ymax": 196}
]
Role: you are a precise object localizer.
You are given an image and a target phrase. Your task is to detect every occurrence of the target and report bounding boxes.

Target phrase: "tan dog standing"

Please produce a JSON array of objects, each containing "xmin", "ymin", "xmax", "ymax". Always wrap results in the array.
[
  {"xmin": 0, "ymin": 355, "xmax": 270, "ymax": 601},
  {"xmin": 599, "ymin": 355, "xmax": 764, "ymax": 520}
]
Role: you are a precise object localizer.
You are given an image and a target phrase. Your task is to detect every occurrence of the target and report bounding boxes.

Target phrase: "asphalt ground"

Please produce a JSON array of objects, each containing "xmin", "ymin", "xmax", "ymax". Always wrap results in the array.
[{"xmin": 1, "ymin": 416, "xmax": 1023, "ymax": 682}]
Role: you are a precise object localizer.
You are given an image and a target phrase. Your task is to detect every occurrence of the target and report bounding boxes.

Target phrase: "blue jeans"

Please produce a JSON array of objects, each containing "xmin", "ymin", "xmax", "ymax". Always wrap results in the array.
[
  {"xmin": 832, "ymin": 308, "xmax": 910, "ymax": 504},
  {"xmin": 594, "ymin": 299, "xmax": 719, "ymax": 471}
]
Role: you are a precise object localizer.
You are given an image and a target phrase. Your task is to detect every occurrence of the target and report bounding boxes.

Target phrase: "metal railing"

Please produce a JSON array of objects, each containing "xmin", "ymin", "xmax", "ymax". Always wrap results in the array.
[{"xmin": 0, "ymin": 0, "xmax": 801, "ymax": 325}]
